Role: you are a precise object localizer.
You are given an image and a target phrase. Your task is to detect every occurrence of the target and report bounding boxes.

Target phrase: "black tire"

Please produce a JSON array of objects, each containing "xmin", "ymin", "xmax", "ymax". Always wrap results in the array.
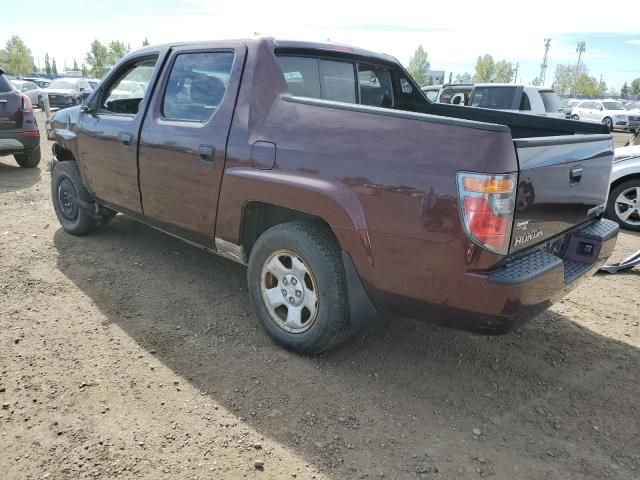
[
  {"xmin": 247, "ymin": 222, "xmax": 351, "ymax": 355},
  {"xmin": 606, "ymin": 179, "xmax": 640, "ymax": 232},
  {"xmin": 14, "ymin": 147, "xmax": 41, "ymax": 168},
  {"xmin": 571, "ymin": 114, "xmax": 579, "ymax": 121},
  {"xmin": 602, "ymin": 117, "xmax": 613, "ymax": 130},
  {"xmin": 51, "ymin": 161, "xmax": 98, "ymax": 236}
]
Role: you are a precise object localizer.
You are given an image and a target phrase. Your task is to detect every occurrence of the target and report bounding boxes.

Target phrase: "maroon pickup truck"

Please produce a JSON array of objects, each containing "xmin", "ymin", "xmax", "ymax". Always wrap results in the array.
[{"xmin": 48, "ymin": 38, "xmax": 618, "ymax": 354}]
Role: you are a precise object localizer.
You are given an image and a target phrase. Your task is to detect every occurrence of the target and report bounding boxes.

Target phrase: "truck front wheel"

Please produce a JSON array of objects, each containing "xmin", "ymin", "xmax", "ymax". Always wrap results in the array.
[
  {"xmin": 51, "ymin": 161, "xmax": 98, "ymax": 236},
  {"xmin": 247, "ymin": 222, "xmax": 352, "ymax": 354}
]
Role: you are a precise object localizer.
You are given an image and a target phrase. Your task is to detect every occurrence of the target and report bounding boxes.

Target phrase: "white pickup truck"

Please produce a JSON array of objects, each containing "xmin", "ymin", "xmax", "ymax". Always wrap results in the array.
[{"xmin": 430, "ymin": 83, "xmax": 565, "ymax": 118}]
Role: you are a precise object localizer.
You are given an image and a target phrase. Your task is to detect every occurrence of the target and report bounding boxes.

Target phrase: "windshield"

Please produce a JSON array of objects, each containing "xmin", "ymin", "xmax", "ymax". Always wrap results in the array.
[
  {"xmin": 540, "ymin": 90, "xmax": 563, "ymax": 112},
  {"xmin": 602, "ymin": 101, "xmax": 625, "ymax": 110},
  {"xmin": 625, "ymin": 101, "xmax": 639, "ymax": 110},
  {"xmin": 48, "ymin": 79, "xmax": 76, "ymax": 89}
]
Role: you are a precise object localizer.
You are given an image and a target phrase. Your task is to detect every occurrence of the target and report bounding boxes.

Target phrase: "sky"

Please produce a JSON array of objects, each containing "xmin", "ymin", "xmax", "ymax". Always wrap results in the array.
[{"xmin": 2, "ymin": 0, "xmax": 639, "ymax": 90}]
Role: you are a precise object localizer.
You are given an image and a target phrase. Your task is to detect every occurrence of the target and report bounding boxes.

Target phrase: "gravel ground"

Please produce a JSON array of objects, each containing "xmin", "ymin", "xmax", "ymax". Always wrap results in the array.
[{"xmin": 0, "ymin": 112, "xmax": 639, "ymax": 480}]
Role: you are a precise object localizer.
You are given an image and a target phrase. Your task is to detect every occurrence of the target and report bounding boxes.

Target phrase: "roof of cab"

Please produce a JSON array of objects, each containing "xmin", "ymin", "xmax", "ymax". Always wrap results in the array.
[{"xmin": 128, "ymin": 37, "xmax": 397, "ymax": 64}]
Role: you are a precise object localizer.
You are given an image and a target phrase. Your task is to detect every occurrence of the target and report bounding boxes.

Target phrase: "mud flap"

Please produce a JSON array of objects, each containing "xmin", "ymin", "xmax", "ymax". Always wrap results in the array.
[{"xmin": 341, "ymin": 251, "xmax": 380, "ymax": 334}]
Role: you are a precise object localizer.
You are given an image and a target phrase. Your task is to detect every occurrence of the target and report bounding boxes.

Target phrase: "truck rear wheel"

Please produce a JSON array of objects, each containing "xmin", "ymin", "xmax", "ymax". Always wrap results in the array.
[
  {"xmin": 14, "ymin": 147, "xmax": 41, "ymax": 168},
  {"xmin": 247, "ymin": 222, "xmax": 351, "ymax": 354},
  {"xmin": 51, "ymin": 161, "xmax": 98, "ymax": 236}
]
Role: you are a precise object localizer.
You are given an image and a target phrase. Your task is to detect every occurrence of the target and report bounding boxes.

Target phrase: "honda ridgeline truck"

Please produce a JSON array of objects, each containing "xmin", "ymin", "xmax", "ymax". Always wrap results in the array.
[{"xmin": 48, "ymin": 39, "xmax": 618, "ymax": 354}]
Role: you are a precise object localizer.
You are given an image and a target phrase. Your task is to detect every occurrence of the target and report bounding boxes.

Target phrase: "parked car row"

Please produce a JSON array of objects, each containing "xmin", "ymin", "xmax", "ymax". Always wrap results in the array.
[
  {"xmin": 8, "ymin": 76, "xmax": 95, "ymax": 110},
  {"xmin": 570, "ymin": 99, "xmax": 639, "ymax": 132},
  {"xmin": 421, "ymin": 83, "xmax": 566, "ymax": 119}
]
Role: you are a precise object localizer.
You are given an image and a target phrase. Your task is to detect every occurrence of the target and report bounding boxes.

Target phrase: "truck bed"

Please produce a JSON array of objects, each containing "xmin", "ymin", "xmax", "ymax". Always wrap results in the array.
[{"xmin": 408, "ymin": 102, "xmax": 608, "ymax": 139}]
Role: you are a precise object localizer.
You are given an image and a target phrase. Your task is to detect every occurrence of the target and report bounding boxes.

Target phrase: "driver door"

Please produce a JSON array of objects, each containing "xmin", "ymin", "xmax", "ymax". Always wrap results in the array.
[{"xmin": 75, "ymin": 55, "xmax": 159, "ymax": 215}]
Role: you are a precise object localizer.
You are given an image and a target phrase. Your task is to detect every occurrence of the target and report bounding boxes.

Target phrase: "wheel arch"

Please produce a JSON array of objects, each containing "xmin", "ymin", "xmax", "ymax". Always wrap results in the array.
[
  {"xmin": 216, "ymin": 167, "xmax": 373, "ymax": 265},
  {"xmin": 610, "ymin": 172, "xmax": 640, "ymax": 191}
]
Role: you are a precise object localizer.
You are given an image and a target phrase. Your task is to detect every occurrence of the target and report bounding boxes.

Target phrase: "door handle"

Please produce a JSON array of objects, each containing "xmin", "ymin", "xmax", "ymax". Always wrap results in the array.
[
  {"xmin": 199, "ymin": 145, "xmax": 215, "ymax": 165},
  {"xmin": 120, "ymin": 133, "xmax": 132, "ymax": 147},
  {"xmin": 570, "ymin": 166, "xmax": 583, "ymax": 184}
]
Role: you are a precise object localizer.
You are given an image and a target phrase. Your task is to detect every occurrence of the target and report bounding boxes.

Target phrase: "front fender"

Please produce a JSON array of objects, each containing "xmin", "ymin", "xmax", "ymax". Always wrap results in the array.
[{"xmin": 49, "ymin": 106, "xmax": 81, "ymax": 155}]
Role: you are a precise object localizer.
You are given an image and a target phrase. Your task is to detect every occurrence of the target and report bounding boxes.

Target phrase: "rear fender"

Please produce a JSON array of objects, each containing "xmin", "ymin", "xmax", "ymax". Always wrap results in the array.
[{"xmin": 216, "ymin": 167, "xmax": 372, "ymax": 263}]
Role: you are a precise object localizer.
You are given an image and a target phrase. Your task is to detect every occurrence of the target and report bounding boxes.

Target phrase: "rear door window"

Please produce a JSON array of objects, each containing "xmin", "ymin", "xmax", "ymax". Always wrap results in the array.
[
  {"xmin": 277, "ymin": 55, "xmax": 394, "ymax": 107},
  {"xmin": 319, "ymin": 60, "xmax": 356, "ymax": 103},
  {"xmin": 277, "ymin": 56, "xmax": 321, "ymax": 98},
  {"xmin": 471, "ymin": 87, "xmax": 516, "ymax": 109},
  {"xmin": 277, "ymin": 56, "xmax": 356, "ymax": 103}
]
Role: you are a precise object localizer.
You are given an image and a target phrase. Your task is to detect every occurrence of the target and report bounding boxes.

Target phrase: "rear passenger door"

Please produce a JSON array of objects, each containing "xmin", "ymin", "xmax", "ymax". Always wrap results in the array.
[{"xmin": 138, "ymin": 44, "xmax": 246, "ymax": 246}]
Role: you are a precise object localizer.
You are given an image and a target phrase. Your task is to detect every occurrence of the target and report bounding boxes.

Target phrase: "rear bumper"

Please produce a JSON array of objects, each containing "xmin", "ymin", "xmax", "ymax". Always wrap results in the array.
[
  {"xmin": 363, "ymin": 218, "xmax": 618, "ymax": 334},
  {"xmin": 47, "ymin": 96, "xmax": 76, "ymax": 108},
  {"xmin": 0, "ymin": 130, "xmax": 40, "ymax": 155},
  {"xmin": 447, "ymin": 218, "xmax": 618, "ymax": 333}
]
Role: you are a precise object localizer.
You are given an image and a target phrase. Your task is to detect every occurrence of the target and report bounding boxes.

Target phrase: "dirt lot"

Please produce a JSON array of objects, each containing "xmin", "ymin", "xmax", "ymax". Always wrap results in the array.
[{"xmin": 1, "ymin": 112, "xmax": 639, "ymax": 480}]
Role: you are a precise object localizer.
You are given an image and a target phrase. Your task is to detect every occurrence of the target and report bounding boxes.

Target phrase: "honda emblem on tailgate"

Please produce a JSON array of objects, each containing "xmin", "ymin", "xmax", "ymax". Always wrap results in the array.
[{"xmin": 513, "ymin": 228, "xmax": 544, "ymax": 247}]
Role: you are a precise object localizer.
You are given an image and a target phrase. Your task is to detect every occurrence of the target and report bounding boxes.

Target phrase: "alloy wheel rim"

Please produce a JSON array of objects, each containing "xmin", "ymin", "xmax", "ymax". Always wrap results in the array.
[
  {"xmin": 57, "ymin": 177, "xmax": 80, "ymax": 221},
  {"xmin": 260, "ymin": 249, "xmax": 319, "ymax": 333},
  {"xmin": 614, "ymin": 186, "xmax": 640, "ymax": 225}
]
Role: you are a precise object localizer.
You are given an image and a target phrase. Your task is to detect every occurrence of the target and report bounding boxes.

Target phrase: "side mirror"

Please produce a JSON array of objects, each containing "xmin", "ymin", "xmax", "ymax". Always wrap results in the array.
[
  {"xmin": 80, "ymin": 103, "xmax": 95, "ymax": 116},
  {"xmin": 79, "ymin": 87, "xmax": 86, "ymax": 92}
]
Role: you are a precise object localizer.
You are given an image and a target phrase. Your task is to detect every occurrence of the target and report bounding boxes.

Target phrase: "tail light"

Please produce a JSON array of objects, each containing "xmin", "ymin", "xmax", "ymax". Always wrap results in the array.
[
  {"xmin": 457, "ymin": 172, "xmax": 517, "ymax": 255},
  {"xmin": 20, "ymin": 94, "xmax": 33, "ymax": 113}
]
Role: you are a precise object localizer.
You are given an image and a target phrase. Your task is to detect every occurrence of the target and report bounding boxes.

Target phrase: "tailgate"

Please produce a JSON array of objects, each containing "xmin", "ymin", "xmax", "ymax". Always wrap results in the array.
[
  {"xmin": 0, "ymin": 91, "xmax": 21, "ymax": 130},
  {"xmin": 512, "ymin": 134, "xmax": 613, "ymax": 253}
]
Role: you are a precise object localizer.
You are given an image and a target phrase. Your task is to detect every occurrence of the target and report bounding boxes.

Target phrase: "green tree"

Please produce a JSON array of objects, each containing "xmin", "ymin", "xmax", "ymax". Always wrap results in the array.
[
  {"xmin": 620, "ymin": 82, "xmax": 629, "ymax": 98},
  {"xmin": 142, "ymin": 37, "xmax": 150, "ymax": 47},
  {"xmin": 474, "ymin": 54, "xmax": 495, "ymax": 82},
  {"xmin": 552, "ymin": 63, "xmax": 590, "ymax": 96},
  {"xmin": 631, "ymin": 78, "xmax": 640, "ymax": 96},
  {"xmin": 494, "ymin": 60, "xmax": 513, "ymax": 83},
  {"xmin": 44, "ymin": 53, "xmax": 51, "ymax": 75},
  {"xmin": 407, "ymin": 45, "xmax": 430, "ymax": 87},
  {"xmin": 51, "ymin": 58, "xmax": 58, "ymax": 76},
  {"xmin": 574, "ymin": 73, "xmax": 601, "ymax": 97},
  {"xmin": 73, "ymin": 58, "xmax": 79, "ymax": 71},
  {"xmin": 85, "ymin": 39, "xmax": 110, "ymax": 77},
  {"xmin": 4, "ymin": 35, "xmax": 33, "ymax": 75},
  {"xmin": 107, "ymin": 40, "xmax": 130, "ymax": 66}
]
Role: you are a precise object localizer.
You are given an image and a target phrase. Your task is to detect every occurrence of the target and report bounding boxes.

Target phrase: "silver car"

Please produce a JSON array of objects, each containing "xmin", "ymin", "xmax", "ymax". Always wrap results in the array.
[{"xmin": 10, "ymin": 79, "xmax": 44, "ymax": 108}]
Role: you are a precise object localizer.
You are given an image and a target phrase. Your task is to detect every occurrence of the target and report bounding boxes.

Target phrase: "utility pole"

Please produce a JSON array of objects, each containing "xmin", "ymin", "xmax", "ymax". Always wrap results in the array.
[
  {"xmin": 538, "ymin": 38, "xmax": 551, "ymax": 86},
  {"xmin": 576, "ymin": 41, "xmax": 586, "ymax": 71},
  {"xmin": 572, "ymin": 41, "xmax": 586, "ymax": 95},
  {"xmin": 512, "ymin": 63, "xmax": 519, "ymax": 83},
  {"xmin": 448, "ymin": 72, "xmax": 452, "ymax": 84}
]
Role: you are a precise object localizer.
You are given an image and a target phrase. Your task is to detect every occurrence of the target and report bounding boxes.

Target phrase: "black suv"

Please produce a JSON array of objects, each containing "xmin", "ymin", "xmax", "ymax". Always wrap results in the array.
[{"xmin": 0, "ymin": 68, "xmax": 41, "ymax": 168}]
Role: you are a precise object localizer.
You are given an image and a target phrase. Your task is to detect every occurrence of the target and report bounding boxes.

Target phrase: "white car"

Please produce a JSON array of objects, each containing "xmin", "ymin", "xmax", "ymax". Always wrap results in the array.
[
  {"xmin": 10, "ymin": 79, "xmax": 44, "ymax": 108},
  {"xmin": 607, "ymin": 130, "xmax": 640, "ymax": 230},
  {"xmin": 570, "ymin": 99, "xmax": 639, "ymax": 131}
]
